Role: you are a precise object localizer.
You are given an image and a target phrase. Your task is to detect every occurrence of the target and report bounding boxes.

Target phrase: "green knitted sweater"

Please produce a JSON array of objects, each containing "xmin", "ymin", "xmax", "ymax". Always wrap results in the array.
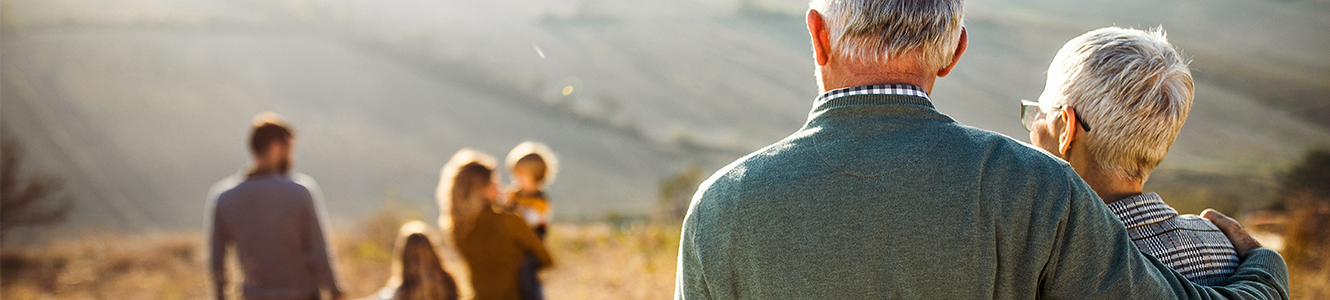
[{"xmin": 674, "ymin": 94, "xmax": 1288, "ymax": 299}]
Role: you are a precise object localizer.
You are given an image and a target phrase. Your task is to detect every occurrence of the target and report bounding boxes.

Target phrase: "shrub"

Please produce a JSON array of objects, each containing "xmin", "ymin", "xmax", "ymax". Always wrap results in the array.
[{"xmin": 0, "ymin": 134, "xmax": 72, "ymax": 241}]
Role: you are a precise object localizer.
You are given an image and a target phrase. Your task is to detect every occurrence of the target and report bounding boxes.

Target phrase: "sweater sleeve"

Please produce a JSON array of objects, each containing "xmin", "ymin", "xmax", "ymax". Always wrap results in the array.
[
  {"xmin": 674, "ymin": 201, "xmax": 713, "ymax": 300},
  {"xmin": 674, "ymin": 167, "xmax": 734, "ymax": 300},
  {"xmin": 300, "ymin": 185, "xmax": 344, "ymax": 298},
  {"xmin": 508, "ymin": 214, "xmax": 553, "ymax": 267},
  {"xmin": 208, "ymin": 202, "xmax": 230, "ymax": 300},
  {"xmin": 1040, "ymin": 170, "xmax": 1289, "ymax": 299},
  {"xmin": 205, "ymin": 176, "xmax": 242, "ymax": 300}
]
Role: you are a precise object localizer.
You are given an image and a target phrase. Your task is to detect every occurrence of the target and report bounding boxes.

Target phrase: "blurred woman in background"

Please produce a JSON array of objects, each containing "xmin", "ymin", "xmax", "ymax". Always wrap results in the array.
[{"xmin": 437, "ymin": 149, "xmax": 553, "ymax": 300}]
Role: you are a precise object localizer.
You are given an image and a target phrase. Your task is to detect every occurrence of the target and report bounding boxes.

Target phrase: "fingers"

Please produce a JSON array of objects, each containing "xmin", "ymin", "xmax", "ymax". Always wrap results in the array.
[
  {"xmin": 1199, "ymin": 208, "xmax": 1236, "ymax": 228},
  {"xmin": 1201, "ymin": 208, "xmax": 1261, "ymax": 257}
]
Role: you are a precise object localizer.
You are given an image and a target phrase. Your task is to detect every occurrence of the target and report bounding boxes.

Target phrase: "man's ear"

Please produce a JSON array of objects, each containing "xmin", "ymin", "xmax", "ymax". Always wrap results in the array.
[
  {"xmin": 936, "ymin": 27, "xmax": 968, "ymax": 77},
  {"xmin": 1058, "ymin": 106, "xmax": 1079, "ymax": 155},
  {"xmin": 807, "ymin": 9, "xmax": 831, "ymax": 66}
]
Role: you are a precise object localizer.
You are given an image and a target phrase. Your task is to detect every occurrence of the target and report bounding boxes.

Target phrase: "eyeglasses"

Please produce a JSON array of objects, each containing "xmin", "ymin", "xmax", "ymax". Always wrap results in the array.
[{"xmin": 1021, "ymin": 100, "xmax": 1091, "ymax": 132}]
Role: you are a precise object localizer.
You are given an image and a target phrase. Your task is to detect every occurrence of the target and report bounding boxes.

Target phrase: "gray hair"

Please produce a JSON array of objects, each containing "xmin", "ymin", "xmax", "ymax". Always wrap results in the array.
[
  {"xmin": 809, "ymin": 0, "xmax": 965, "ymax": 70},
  {"xmin": 1039, "ymin": 27, "xmax": 1193, "ymax": 181}
]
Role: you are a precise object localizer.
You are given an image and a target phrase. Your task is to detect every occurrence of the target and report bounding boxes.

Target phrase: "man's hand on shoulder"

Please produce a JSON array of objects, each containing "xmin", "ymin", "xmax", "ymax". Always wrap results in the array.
[{"xmin": 1201, "ymin": 208, "xmax": 1262, "ymax": 257}]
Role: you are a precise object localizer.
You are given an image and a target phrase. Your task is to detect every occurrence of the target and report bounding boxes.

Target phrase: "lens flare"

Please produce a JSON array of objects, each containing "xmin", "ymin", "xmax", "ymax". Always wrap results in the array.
[{"xmin": 532, "ymin": 43, "xmax": 546, "ymax": 59}]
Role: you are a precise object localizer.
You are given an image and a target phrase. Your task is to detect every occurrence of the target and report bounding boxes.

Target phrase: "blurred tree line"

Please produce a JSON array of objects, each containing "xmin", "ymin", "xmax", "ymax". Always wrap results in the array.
[
  {"xmin": 1270, "ymin": 148, "xmax": 1330, "ymax": 283},
  {"xmin": 1273, "ymin": 149, "xmax": 1330, "ymax": 208},
  {"xmin": 657, "ymin": 164, "xmax": 705, "ymax": 222}
]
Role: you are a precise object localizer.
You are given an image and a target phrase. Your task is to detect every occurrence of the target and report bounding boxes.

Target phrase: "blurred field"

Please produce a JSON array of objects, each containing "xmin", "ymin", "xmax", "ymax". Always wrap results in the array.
[
  {"xmin": 0, "ymin": 232, "xmax": 209, "ymax": 299},
  {"xmin": 0, "ymin": 219, "xmax": 682, "ymax": 300},
  {"xmin": 2, "ymin": 214, "xmax": 1326, "ymax": 299}
]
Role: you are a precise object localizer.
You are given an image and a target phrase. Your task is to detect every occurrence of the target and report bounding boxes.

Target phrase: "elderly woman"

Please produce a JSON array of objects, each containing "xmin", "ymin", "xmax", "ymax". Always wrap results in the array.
[
  {"xmin": 1023, "ymin": 27, "xmax": 1239, "ymax": 285},
  {"xmin": 436, "ymin": 149, "xmax": 553, "ymax": 300}
]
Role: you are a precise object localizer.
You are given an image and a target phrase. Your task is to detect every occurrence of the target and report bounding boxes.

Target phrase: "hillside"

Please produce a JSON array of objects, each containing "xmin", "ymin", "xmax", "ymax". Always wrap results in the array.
[{"xmin": 2, "ymin": 0, "xmax": 1328, "ymax": 233}]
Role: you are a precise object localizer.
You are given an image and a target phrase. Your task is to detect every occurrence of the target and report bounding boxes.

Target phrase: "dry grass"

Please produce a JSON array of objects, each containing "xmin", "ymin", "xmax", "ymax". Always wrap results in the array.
[
  {"xmin": 330, "ymin": 213, "xmax": 683, "ymax": 300},
  {"xmin": 0, "ymin": 218, "xmax": 681, "ymax": 300},
  {"xmin": 542, "ymin": 223, "xmax": 680, "ymax": 300},
  {"xmin": 0, "ymin": 232, "xmax": 209, "ymax": 300},
  {"xmin": 1275, "ymin": 194, "xmax": 1330, "ymax": 299},
  {"xmin": 1, "ymin": 215, "xmax": 1324, "ymax": 299},
  {"xmin": 1289, "ymin": 265, "xmax": 1329, "ymax": 300}
]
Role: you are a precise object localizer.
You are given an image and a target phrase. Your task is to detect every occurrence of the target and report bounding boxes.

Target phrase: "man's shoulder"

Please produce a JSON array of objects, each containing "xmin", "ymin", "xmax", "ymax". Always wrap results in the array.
[
  {"xmin": 288, "ymin": 172, "xmax": 320, "ymax": 191},
  {"xmin": 936, "ymin": 124, "xmax": 1091, "ymax": 210},
  {"xmin": 217, "ymin": 174, "xmax": 314, "ymax": 203},
  {"xmin": 947, "ymin": 124, "xmax": 1073, "ymax": 176},
  {"xmin": 209, "ymin": 173, "xmax": 246, "ymax": 202},
  {"xmin": 687, "ymin": 139, "xmax": 797, "ymax": 215},
  {"xmin": 696, "ymin": 124, "xmax": 1077, "ymax": 195},
  {"xmin": 696, "ymin": 136, "xmax": 804, "ymax": 190}
]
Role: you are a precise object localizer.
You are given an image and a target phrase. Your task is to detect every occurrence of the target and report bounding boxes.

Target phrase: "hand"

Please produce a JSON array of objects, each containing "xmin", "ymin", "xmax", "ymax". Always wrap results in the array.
[{"xmin": 1201, "ymin": 208, "xmax": 1262, "ymax": 257}]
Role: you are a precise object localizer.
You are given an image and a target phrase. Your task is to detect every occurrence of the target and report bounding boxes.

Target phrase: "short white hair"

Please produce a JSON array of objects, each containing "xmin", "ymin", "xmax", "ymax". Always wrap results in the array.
[
  {"xmin": 810, "ymin": 0, "xmax": 965, "ymax": 70},
  {"xmin": 1040, "ymin": 27, "xmax": 1193, "ymax": 181}
]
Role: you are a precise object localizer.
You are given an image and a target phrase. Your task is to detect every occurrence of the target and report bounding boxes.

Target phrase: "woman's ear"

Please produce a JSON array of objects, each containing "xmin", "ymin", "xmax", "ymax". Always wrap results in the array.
[{"xmin": 1057, "ymin": 106, "xmax": 1080, "ymax": 155}]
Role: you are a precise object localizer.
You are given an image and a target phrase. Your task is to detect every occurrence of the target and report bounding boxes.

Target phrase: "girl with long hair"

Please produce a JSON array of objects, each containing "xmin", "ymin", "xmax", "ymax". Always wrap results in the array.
[{"xmin": 364, "ymin": 221, "xmax": 459, "ymax": 300}]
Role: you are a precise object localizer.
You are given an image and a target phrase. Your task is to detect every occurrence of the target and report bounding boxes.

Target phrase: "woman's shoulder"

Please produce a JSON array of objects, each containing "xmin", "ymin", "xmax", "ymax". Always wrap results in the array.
[
  {"xmin": 511, "ymin": 190, "xmax": 549, "ymax": 202},
  {"xmin": 487, "ymin": 206, "xmax": 527, "ymax": 227}
]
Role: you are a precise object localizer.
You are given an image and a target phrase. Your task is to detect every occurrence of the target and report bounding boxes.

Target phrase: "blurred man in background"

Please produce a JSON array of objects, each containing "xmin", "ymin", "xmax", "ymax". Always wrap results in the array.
[
  {"xmin": 1024, "ymin": 26, "xmax": 1239, "ymax": 285},
  {"xmin": 673, "ymin": 0, "xmax": 1287, "ymax": 299},
  {"xmin": 207, "ymin": 112, "xmax": 344, "ymax": 300}
]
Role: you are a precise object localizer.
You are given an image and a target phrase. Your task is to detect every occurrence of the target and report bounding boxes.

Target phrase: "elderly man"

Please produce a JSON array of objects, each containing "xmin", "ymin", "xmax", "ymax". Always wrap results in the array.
[
  {"xmin": 1025, "ymin": 27, "xmax": 1239, "ymax": 285},
  {"xmin": 673, "ymin": 0, "xmax": 1288, "ymax": 299}
]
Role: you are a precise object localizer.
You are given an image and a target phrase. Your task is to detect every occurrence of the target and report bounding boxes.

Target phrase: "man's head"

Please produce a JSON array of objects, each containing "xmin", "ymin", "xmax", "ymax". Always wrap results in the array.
[
  {"xmin": 249, "ymin": 112, "xmax": 295, "ymax": 174},
  {"xmin": 1028, "ymin": 27, "xmax": 1193, "ymax": 183},
  {"xmin": 807, "ymin": 0, "xmax": 967, "ymax": 92}
]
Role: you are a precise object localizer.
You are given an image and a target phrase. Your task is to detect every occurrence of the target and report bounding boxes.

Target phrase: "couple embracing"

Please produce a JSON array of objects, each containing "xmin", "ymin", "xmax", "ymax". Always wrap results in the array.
[{"xmin": 673, "ymin": 0, "xmax": 1288, "ymax": 299}]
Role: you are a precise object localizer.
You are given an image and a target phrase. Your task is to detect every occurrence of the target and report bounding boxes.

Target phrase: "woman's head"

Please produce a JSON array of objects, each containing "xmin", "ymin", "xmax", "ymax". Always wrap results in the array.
[
  {"xmin": 388, "ymin": 221, "xmax": 457, "ymax": 300},
  {"xmin": 455, "ymin": 163, "xmax": 498, "ymax": 205},
  {"xmin": 436, "ymin": 148, "xmax": 499, "ymax": 233}
]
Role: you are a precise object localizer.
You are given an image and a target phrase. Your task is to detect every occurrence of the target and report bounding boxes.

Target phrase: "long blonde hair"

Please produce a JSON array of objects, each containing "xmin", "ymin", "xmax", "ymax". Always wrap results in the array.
[
  {"xmin": 436, "ymin": 148, "xmax": 498, "ymax": 237},
  {"xmin": 385, "ymin": 221, "xmax": 457, "ymax": 300}
]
